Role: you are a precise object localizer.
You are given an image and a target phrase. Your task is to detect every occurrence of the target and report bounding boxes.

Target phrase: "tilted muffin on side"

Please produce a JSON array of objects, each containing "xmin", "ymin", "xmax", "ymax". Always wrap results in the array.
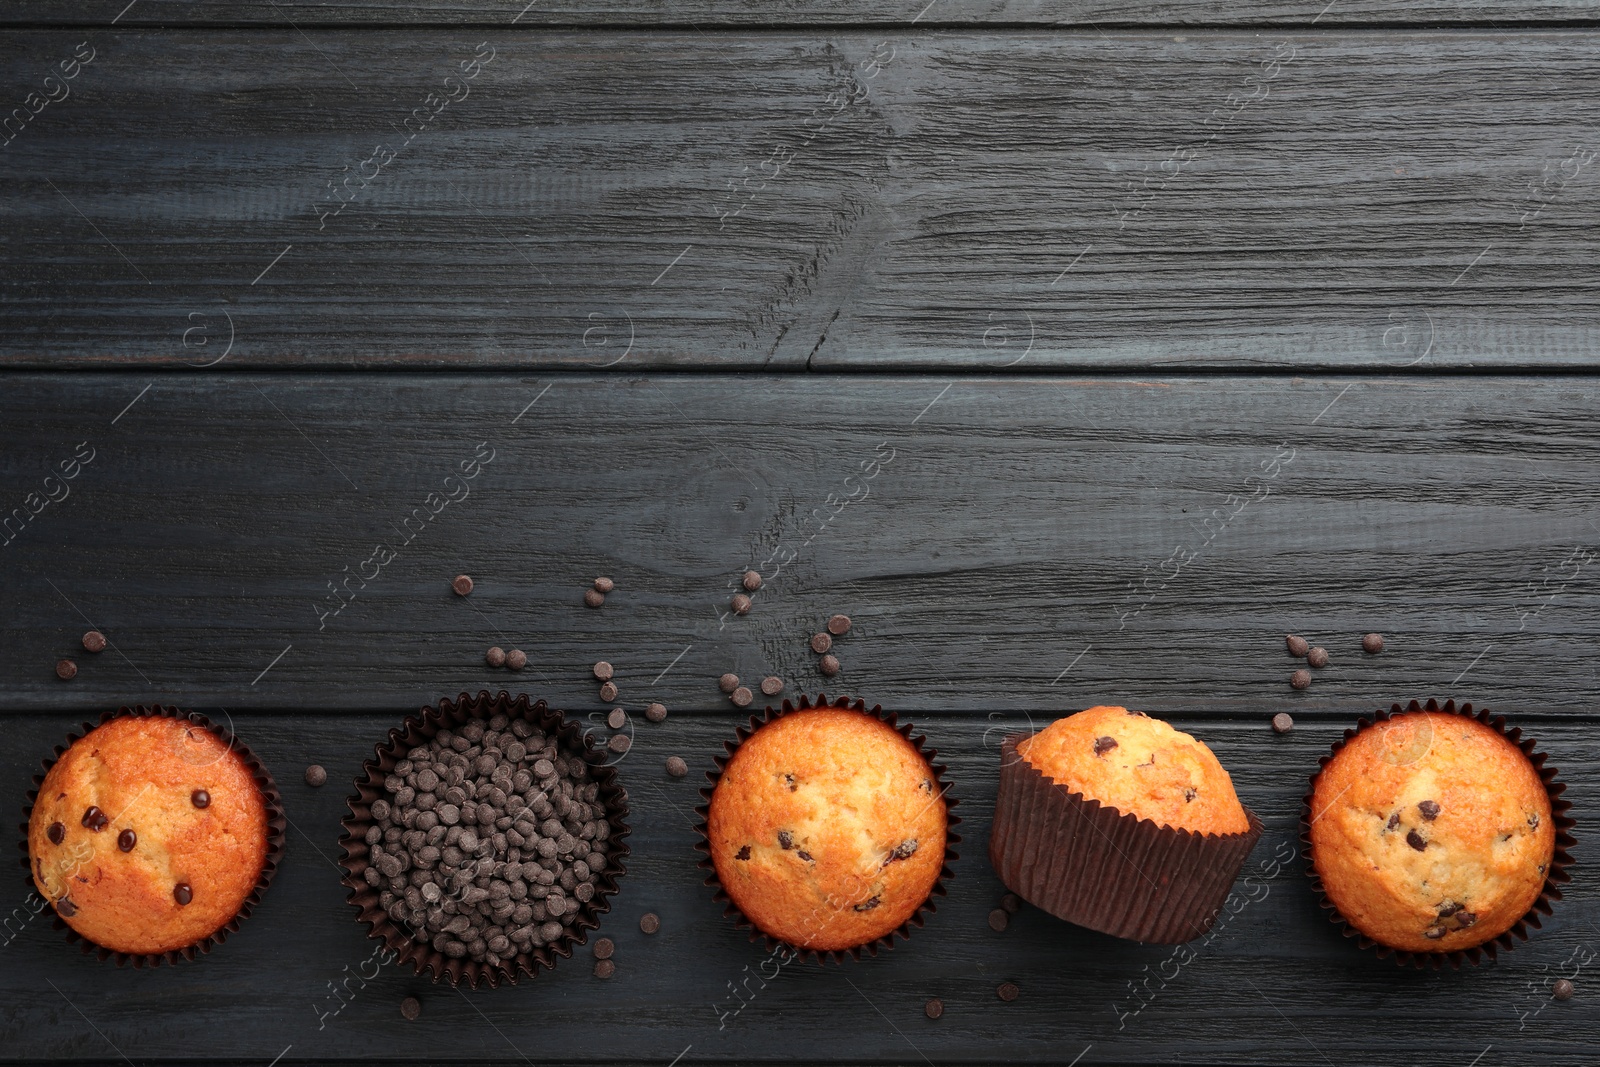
[
  {"xmin": 27, "ymin": 715, "xmax": 270, "ymax": 955},
  {"xmin": 706, "ymin": 707, "xmax": 948, "ymax": 953},
  {"xmin": 1309, "ymin": 710, "xmax": 1554, "ymax": 953},
  {"xmin": 1017, "ymin": 705, "xmax": 1250, "ymax": 835}
]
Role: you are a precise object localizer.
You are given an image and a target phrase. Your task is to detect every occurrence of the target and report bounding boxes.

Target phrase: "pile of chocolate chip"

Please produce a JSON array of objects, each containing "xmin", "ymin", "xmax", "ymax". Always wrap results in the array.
[{"xmin": 363, "ymin": 712, "xmax": 615, "ymax": 968}]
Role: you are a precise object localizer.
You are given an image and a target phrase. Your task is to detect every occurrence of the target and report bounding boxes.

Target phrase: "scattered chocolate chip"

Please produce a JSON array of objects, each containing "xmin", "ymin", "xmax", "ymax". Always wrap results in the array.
[
  {"xmin": 54, "ymin": 896, "xmax": 76, "ymax": 917},
  {"xmin": 594, "ymin": 576, "xmax": 615, "ymax": 594},
  {"xmin": 593, "ymin": 937, "xmax": 615, "ymax": 960},
  {"xmin": 46, "ymin": 822, "xmax": 64, "ymax": 845},
  {"xmin": 1307, "ymin": 646, "xmax": 1329, "ymax": 669},
  {"xmin": 665, "ymin": 756, "xmax": 688, "ymax": 777},
  {"xmin": 117, "ymin": 829, "xmax": 136, "ymax": 852},
  {"xmin": 1271, "ymin": 712, "xmax": 1294, "ymax": 734},
  {"xmin": 730, "ymin": 594, "xmax": 752, "ymax": 616},
  {"xmin": 584, "ymin": 589, "xmax": 605, "ymax": 608},
  {"xmin": 640, "ymin": 913, "xmax": 660, "ymax": 934},
  {"xmin": 82, "ymin": 806, "xmax": 108, "ymax": 832},
  {"xmin": 719, "ymin": 673, "xmax": 740, "ymax": 693},
  {"xmin": 400, "ymin": 996, "xmax": 422, "ymax": 1021},
  {"xmin": 925, "ymin": 998, "xmax": 944, "ymax": 1020},
  {"xmin": 827, "ymin": 614, "xmax": 852, "ymax": 636},
  {"xmin": 1406, "ymin": 830, "xmax": 1427, "ymax": 851},
  {"xmin": 1362, "ymin": 632, "xmax": 1384, "ymax": 654},
  {"xmin": 55, "ymin": 659, "xmax": 77, "ymax": 681},
  {"xmin": 452, "ymin": 574, "xmax": 474, "ymax": 596},
  {"xmin": 174, "ymin": 882, "xmax": 193, "ymax": 906},
  {"xmin": 1554, "ymin": 978, "xmax": 1575, "ymax": 1000},
  {"xmin": 506, "ymin": 649, "xmax": 527, "ymax": 670},
  {"xmin": 1286, "ymin": 634, "xmax": 1309, "ymax": 657},
  {"xmin": 1093, "ymin": 736, "xmax": 1118, "ymax": 757},
  {"xmin": 81, "ymin": 630, "xmax": 106, "ymax": 653},
  {"xmin": 742, "ymin": 570, "xmax": 762, "ymax": 591},
  {"xmin": 1418, "ymin": 800, "xmax": 1440, "ymax": 821},
  {"xmin": 819, "ymin": 654, "xmax": 840, "ymax": 676},
  {"xmin": 646, "ymin": 702, "xmax": 667, "ymax": 723},
  {"xmin": 730, "ymin": 686, "xmax": 753, "ymax": 708},
  {"xmin": 599, "ymin": 682, "xmax": 618, "ymax": 701},
  {"xmin": 760, "ymin": 677, "xmax": 783, "ymax": 697},
  {"xmin": 1290, "ymin": 669, "xmax": 1311, "ymax": 690},
  {"xmin": 608, "ymin": 733, "xmax": 630, "ymax": 754},
  {"xmin": 1000, "ymin": 893, "xmax": 1021, "ymax": 915},
  {"xmin": 305, "ymin": 764, "xmax": 328, "ymax": 788},
  {"xmin": 607, "ymin": 707, "xmax": 626, "ymax": 729},
  {"xmin": 997, "ymin": 982, "xmax": 1019, "ymax": 1002},
  {"xmin": 593, "ymin": 661, "xmax": 614, "ymax": 681},
  {"xmin": 191, "ymin": 789, "xmax": 210, "ymax": 809},
  {"xmin": 988, "ymin": 909, "xmax": 1009, "ymax": 932},
  {"xmin": 810, "ymin": 632, "xmax": 833, "ymax": 654},
  {"xmin": 589, "ymin": 958, "xmax": 615, "ymax": 979},
  {"xmin": 1386, "ymin": 812, "xmax": 1400, "ymax": 830},
  {"xmin": 486, "ymin": 646, "xmax": 506, "ymax": 668}
]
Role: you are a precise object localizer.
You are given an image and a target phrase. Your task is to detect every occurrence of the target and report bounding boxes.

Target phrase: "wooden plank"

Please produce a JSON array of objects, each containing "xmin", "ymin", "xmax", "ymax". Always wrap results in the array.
[
  {"xmin": 1, "ymin": 709, "xmax": 1595, "ymax": 1065},
  {"xmin": 5, "ymin": 31, "xmax": 1600, "ymax": 369},
  {"xmin": 1, "ymin": 373, "xmax": 1597, "ymax": 717}
]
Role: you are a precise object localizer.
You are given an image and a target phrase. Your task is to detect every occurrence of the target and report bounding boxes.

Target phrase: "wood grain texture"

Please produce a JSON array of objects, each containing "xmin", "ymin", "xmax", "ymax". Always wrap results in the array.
[
  {"xmin": 5, "ymin": 30, "xmax": 1600, "ymax": 369},
  {"xmin": 0, "ymin": 710, "xmax": 1594, "ymax": 1066},
  {"xmin": 1, "ymin": 373, "xmax": 1597, "ymax": 718}
]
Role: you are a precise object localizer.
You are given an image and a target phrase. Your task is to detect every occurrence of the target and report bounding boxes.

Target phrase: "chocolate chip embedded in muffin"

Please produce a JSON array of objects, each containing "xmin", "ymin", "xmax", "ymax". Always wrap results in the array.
[
  {"xmin": 1286, "ymin": 634, "xmax": 1309, "ymax": 657},
  {"xmin": 1092, "ymin": 736, "xmax": 1118, "ymax": 757},
  {"xmin": 777, "ymin": 830, "xmax": 794, "ymax": 850},
  {"xmin": 1418, "ymin": 800, "xmax": 1440, "ymax": 820},
  {"xmin": 1406, "ymin": 830, "xmax": 1427, "ymax": 851},
  {"xmin": 885, "ymin": 839, "xmax": 918, "ymax": 862},
  {"xmin": 1386, "ymin": 812, "xmax": 1400, "ymax": 830},
  {"xmin": 736, "ymin": 845, "xmax": 752, "ymax": 860}
]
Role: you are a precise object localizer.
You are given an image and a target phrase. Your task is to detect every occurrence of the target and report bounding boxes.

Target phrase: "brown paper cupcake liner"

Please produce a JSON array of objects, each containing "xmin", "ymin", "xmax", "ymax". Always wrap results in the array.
[
  {"xmin": 17, "ymin": 704, "xmax": 287, "ymax": 967},
  {"xmin": 1300, "ymin": 697, "xmax": 1576, "ymax": 970},
  {"xmin": 339, "ymin": 690, "xmax": 630, "ymax": 989},
  {"xmin": 693, "ymin": 692, "xmax": 961, "ymax": 965},
  {"xmin": 989, "ymin": 733, "xmax": 1263, "ymax": 944}
]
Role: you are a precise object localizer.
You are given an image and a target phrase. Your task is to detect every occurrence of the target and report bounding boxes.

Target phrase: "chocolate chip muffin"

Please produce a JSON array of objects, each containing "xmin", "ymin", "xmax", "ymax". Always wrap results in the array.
[
  {"xmin": 706, "ymin": 706, "xmax": 947, "ymax": 953},
  {"xmin": 1309, "ymin": 710, "xmax": 1554, "ymax": 953},
  {"xmin": 1017, "ymin": 705, "xmax": 1248, "ymax": 835},
  {"xmin": 27, "ymin": 715, "xmax": 270, "ymax": 955}
]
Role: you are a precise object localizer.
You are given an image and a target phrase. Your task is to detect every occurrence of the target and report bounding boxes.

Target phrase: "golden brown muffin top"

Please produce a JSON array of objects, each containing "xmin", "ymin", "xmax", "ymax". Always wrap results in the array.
[
  {"xmin": 1309, "ymin": 711, "xmax": 1553, "ymax": 953},
  {"xmin": 1017, "ymin": 705, "xmax": 1249, "ymax": 835},
  {"xmin": 28, "ymin": 715, "xmax": 269, "ymax": 955},
  {"xmin": 707, "ymin": 708, "xmax": 947, "ymax": 952}
]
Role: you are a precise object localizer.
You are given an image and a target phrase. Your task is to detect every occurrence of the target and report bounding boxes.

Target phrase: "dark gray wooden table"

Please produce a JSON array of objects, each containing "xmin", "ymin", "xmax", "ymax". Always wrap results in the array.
[{"xmin": 2, "ymin": 0, "xmax": 1598, "ymax": 1063}]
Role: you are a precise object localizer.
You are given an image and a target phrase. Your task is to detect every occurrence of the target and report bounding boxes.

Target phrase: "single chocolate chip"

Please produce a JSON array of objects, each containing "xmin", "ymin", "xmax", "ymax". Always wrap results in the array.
[
  {"xmin": 174, "ymin": 882, "xmax": 193, "ymax": 906},
  {"xmin": 192, "ymin": 789, "xmax": 210, "ymax": 809},
  {"xmin": 1000, "ymin": 893, "xmax": 1021, "ymax": 915},
  {"xmin": 1418, "ymin": 800, "xmax": 1440, "ymax": 821},
  {"xmin": 665, "ymin": 756, "xmax": 688, "ymax": 777},
  {"xmin": 853, "ymin": 896, "xmax": 881, "ymax": 911},
  {"xmin": 1271, "ymin": 712, "xmax": 1294, "ymax": 734},
  {"xmin": 640, "ymin": 912, "xmax": 660, "ymax": 934},
  {"xmin": 1437, "ymin": 902, "xmax": 1463, "ymax": 918},
  {"xmin": 988, "ymin": 909, "xmax": 1009, "ymax": 932},
  {"xmin": 1456, "ymin": 911, "xmax": 1478, "ymax": 928},
  {"xmin": 82, "ymin": 806, "xmax": 108, "ymax": 832},
  {"xmin": 54, "ymin": 896, "xmax": 76, "ymax": 917},
  {"xmin": 1554, "ymin": 978, "xmax": 1575, "ymax": 1000},
  {"xmin": 796, "ymin": 850, "xmax": 813, "ymax": 861},
  {"xmin": 1423, "ymin": 925, "xmax": 1446, "ymax": 940},
  {"xmin": 594, "ymin": 959, "xmax": 616, "ymax": 979},
  {"xmin": 1093, "ymin": 736, "xmax": 1118, "ymax": 757},
  {"xmin": 1406, "ymin": 830, "xmax": 1427, "ymax": 851},
  {"xmin": 730, "ymin": 686, "xmax": 753, "ymax": 708},
  {"xmin": 735, "ymin": 845, "xmax": 752, "ymax": 860},
  {"xmin": 607, "ymin": 707, "xmax": 626, "ymax": 729},
  {"xmin": 1529, "ymin": 813, "xmax": 1541, "ymax": 829},
  {"xmin": 117, "ymin": 828, "xmax": 136, "ymax": 852},
  {"xmin": 81, "ymin": 630, "xmax": 107, "ymax": 653},
  {"xmin": 452, "ymin": 574, "xmax": 474, "ymax": 596},
  {"xmin": 645, "ymin": 702, "xmax": 667, "ymax": 723},
  {"xmin": 827, "ymin": 614, "xmax": 852, "ymax": 636},
  {"xmin": 760, "ymin": 676, "xmax": 783, "ymax": 696},
  {"xmin": 1307, "ymin": 646, "xmax": 1329, "ymax": 669},
  {"xmin": 1290, "ymin": 669, "xmax": 1311, "ymax": 690},
  {"xmin": 594, "ymin": 576, "xmax": 615, "ymax": 593},
  {"xmin": 593, "ymin": 936, "xmax": 615, "ymax": 960},
  {"xmin": 819, "ymin": 654, "xmax": 840, "ymax": 676},
  {"xmin": 887, "ymin": 839, "xmax": 918, "ymax": 861},
  {"xmin": 925, "ymin": 998, "xmax": 944, "ymax": 1020},
  {"xmin": 1286, "ymin": 634, "xmax": 1309, "ymax": 657},
  {"xmin": 599, "ymin": 682, "xmax": 618, "ymax": 701},
  {"xmin": 608, "ymin": 733, "xmax": 630, "ymax": 754},
  {"xmin": 1387, "ymin": 812, "xmax": 1400, "ymax": 830},
  {"xmin": 593, "ymin": 661, "xmax": 614, "ymax": 681},
  {"xmin": 810, "ymin": 632, "xmax": 832, "ymax": 654},
  {"xmin": 1183, "ymin": 788, "xmax": 1197, "ymax": 802},
  {"xmin": 719, "ymin": 673, "xmax": 740, "ymax": 693},
  {"xmin": 997, "ymin": 982, "xmax": 1019, "ymax": 1002},
  {"xmin": 305, "ymin": 765, "xmax": 328, "ymax": 788},
  {"xmin": 400, "ymin": 996, "xmax": 422, "ymax": 1020},
  {"xmin": 778, "ymin": 830, "xmax": 794, "ymax": 849},
  {"xmin": 584, "ymin": 589, "xmax": 605, "ymax": 608},
  {"xmin": 1362, "ymin": 632, "xmax": 1384, "ymax": 654},
  {"xmin": 47, "ymin": 822, "xmax": 64, "ymax": 845},
  {"xmin": 55, "ymin": 659, "xmax": 77, "ymax": 681},
  {"xmin": 742, "ymin": 571, "xmax": 762, "ymax": 591},
  {"xmin": 730, "ymin": 594, "xmax": 752, "ymax": 616},
  {"xmin": 486, "ymin": 646, "xmax": 506, "ymax": 668},
  {"xmin": 507, "ymin": 649, "xmax": 528, "ymax": 670}
]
